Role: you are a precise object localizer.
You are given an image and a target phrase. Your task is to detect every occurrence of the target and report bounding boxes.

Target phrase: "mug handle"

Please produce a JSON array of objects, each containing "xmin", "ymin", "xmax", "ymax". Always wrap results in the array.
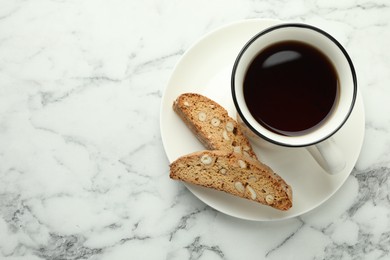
[{"xmin": 306, "ymin": 137, "xmax": 346, "ymax": 175}]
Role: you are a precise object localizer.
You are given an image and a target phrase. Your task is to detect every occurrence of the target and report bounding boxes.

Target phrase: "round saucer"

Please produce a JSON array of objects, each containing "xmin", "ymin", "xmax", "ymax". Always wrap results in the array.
[{"xmin": 160, "ymin": 19, "xmax": 365, "ymax": 221}]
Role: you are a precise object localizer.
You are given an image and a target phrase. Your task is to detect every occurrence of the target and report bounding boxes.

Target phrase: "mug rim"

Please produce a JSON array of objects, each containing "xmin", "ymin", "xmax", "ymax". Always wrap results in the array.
[{"xmin": 231, "ymin": 23, "xmax": 358, "ymax": 147}]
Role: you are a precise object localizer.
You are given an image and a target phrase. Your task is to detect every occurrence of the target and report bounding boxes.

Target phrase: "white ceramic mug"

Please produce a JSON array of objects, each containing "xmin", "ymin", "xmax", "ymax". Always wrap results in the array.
[{"xmin": 231, "ymin": 23, "xmax": 357, "ymax": 175}]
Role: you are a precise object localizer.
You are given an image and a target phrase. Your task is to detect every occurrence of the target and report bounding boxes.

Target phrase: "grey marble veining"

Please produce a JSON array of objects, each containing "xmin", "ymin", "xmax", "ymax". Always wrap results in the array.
[{"xmin": 0, "ymin": 0, "xmax": 389, "ymax": 259}]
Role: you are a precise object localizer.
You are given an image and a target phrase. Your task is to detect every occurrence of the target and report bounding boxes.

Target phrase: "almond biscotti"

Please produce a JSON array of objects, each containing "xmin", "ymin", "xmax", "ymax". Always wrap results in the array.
[
  {"xmin": 170, "ymin": 150, "xmax": 292, "ymax": 211},
  {"xmin": 173, "ymin": 93, "xmax": 258, "ymax": 160}
]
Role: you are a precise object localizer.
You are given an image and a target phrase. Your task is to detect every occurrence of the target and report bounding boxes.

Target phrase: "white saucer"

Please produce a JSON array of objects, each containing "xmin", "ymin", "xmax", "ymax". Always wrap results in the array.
[{"xmin": 160, "ymin": 19, "xmax": 365, "ymax": 221}]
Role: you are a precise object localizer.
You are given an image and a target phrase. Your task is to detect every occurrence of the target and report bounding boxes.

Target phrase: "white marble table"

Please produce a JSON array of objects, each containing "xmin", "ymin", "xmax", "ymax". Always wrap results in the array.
[{"xmin": 0, "ymin": 1, "xmax": 389, "ymax": 259}]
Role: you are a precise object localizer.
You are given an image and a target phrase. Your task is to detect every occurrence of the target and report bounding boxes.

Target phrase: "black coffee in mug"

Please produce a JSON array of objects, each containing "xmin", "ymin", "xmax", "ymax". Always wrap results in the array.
[{"xmin": 243, "ymin": 41, "xmax": 339, "ymax": 136}]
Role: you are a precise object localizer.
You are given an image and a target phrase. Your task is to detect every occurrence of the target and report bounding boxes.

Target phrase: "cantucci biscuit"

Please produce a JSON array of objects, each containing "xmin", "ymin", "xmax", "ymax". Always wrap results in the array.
[
  {"xmin": 170, "ymin": 150, "xmax": 292, "ymax": 211},
  {"xmin": 173, "ymin": 93, "xmax": 258, "ymax": 159}
]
